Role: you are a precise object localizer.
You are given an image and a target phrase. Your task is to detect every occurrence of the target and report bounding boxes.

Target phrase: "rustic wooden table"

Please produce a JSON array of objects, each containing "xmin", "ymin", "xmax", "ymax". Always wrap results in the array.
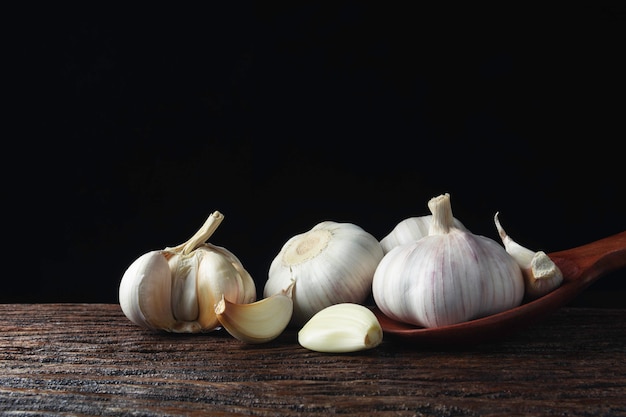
[{"xmin": 1, "ymin": 303, "xmax": 624, "ymax": 416}]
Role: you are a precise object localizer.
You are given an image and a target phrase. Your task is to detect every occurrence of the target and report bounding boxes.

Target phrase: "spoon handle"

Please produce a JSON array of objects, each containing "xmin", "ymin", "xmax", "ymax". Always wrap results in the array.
[{"xmin": 548, "ymin": 231, "xmax": 626, "ymax": 286}]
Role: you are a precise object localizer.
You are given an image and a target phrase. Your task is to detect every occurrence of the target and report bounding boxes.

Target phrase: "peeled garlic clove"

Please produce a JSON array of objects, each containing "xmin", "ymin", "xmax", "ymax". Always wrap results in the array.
[
  {"xmin": 298, "ymin": 303, "xmax": 383, "ymax": 353},
  {"xmin": 216, "ymin": 282, "xmax": 294, "ymax": 344},
  {"xmin": 494, "ymin": 212, "xmax": 563, "ymax": 299},
  {"xmin": 264, "ymin": 221, "xmax": 384, "ymax": 327},
  {"xmin": 373, "ymin": 193, "xmax": 525, "ymax": 328},
  {"xmin": 380, "ymin": 214, "xmax": 467, "ymax": 254}
]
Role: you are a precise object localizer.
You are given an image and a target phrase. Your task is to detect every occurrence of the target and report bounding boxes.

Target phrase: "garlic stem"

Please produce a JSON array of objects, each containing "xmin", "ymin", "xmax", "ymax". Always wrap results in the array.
[
  {"xmin": 380, "ymin": 214, "xmax": 468, "ymax": 254},
  {"xmin": 427, "ymin": 193, "xmax": 455, "ymax": 235},
  {"xmin": 171, "ymin": 211, "xmax": 224, "ymax": 255}
]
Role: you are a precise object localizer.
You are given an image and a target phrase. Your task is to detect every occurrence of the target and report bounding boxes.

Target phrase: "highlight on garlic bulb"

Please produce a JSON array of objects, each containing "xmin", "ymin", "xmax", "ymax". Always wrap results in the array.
[
  {"xmin": 215, "ymin": 281, "xmax": 294, "ymax": 344},
  {"xmin": 263, "ymin": 221, "xmax": 384, "ymax": 327},
  {"xmin": 372, "ymin": 193, "xmax": 525, "ymax": 328},
  {"xmin": 494, "ymin": 212, "xmax": 563, "ymax": 300},
  {"xmin": 298, "ymin": 303, "xmax": 383, "ymax": 353},
  {"xmin": 380, "ymin": 214, "xmax": 467, "ymax": 254},
  {"xmin": 119, "ymin": 211, "xmax": 256, "ymax": 333}
]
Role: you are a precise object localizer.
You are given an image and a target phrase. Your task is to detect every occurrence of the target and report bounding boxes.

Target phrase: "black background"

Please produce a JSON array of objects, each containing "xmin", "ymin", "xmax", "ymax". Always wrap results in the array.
[{"xmin": 6, "ymin": 3, "xmax": 625, "ymax": 306}]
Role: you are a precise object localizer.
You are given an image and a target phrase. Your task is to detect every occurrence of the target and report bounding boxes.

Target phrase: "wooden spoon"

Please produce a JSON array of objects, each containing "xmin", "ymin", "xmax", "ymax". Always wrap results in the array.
[{"xmin": 373, "ymin": 231, "xmax": 626, "ymax": 346}]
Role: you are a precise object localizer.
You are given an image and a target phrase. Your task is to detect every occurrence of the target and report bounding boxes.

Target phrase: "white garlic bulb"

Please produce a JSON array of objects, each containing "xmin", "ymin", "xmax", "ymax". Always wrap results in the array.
[
  {"xmin": 119, "ymin": 211, "xmax": 256, "ymax": 333},
  {"xmin": 372, "ymin": 194, "xmax": 524, "ymax": 328},
  {"xmin": 494, "ymin": 212, "xmax": 563, "ymax": 299},
  {"xmin": 263, "ymin": 221, "xmax": 384, "ymax": 327},
  {"xmin": 380, "ymin": 214, "xmax": 467, "ymax": 254}
]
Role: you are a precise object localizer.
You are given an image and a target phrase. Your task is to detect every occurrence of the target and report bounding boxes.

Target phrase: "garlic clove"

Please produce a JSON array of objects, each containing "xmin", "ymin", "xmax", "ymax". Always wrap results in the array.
[
  {"xmin": 298, "ymin": 303, "xmax": 383, "ymax": 353},
  {"xmin": 494, "ymin": 212, "xmax": 563, "ymax": 299},
  {"xmin": 194, "ymin": 249, "xmax": 240, "ymax": 331},
  {"xmin": 203, "ymin": 243, "xmax": 257, "ymax": 305},
  {"xmin": 215, "ymin": 281, "xmax": 294, "ymax": 344},
  {"xmin": 119, "ymin": 251, "xmax": 177, "ymax": 331},
  {"xmin": 169, "ymin": 253, "xmax": 200, "ymax": 323}
]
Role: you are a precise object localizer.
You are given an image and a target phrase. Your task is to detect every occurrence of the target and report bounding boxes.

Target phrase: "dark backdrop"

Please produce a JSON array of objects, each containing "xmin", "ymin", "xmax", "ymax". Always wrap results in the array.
[{"xmin": 6, "ymin": 3, "xmax": 625, "ymax": 307}]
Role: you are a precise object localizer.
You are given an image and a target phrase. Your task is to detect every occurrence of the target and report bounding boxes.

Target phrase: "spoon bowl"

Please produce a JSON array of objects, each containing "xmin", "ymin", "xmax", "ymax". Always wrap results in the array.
[{"xmin": 373, "ymin": 231, "xmax": 626, "ymax": 345}]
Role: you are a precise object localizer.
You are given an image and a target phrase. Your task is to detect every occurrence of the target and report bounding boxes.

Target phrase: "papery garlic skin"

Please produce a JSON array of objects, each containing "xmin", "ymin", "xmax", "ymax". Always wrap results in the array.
[
  {"xmin": 264, "ymin": 221, "xmax": 384, "ymax": 327},
  {"xmin": 380, "ymin": 214, "xmax": 467, "ymax": 254},
  {"xmin": 298, "ymin": 303, "xmax": 383, "ymax": 353},
  {"xmin": 119, "ymin": 211, "xmax": 256, "ymax": 333},
  {"xmin": 372, "ymin": 194, "xmax": 524, "ymax": 328},
  {"xmin": 494, "ymin": 212, "xmax": 563, "ymax": 300}
]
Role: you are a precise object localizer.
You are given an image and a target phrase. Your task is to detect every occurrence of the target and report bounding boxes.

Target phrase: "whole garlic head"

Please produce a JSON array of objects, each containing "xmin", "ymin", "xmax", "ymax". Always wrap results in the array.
[
  {"xmin": 119, "ymin": 211, "xmax": 256, "ymax": 333},
  {"xmin": 372, "ymin": 194, "xmax": 524, "ymax": 328},
  {"xmin": 264, "ymin": 221, "xmax": 384, "ymax": 327}
]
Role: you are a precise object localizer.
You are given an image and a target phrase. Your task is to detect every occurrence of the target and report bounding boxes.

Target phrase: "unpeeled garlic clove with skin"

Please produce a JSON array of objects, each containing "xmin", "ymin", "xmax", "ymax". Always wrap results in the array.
[
  {"xmin": 373, "ymin": 193, "xmax": 525, "ymax": 329},
  {"xmin": 118, "ymin": 250, "xmax": 178, "ymax": 331},
  {"xmin": 380, "ymin": 214, "xmax": 468, "ymax": 254},
  {"xmin": 298, "ymin": 303, "xmax": 383, "ymax": 353},
  {"xmin": 119, "ymin": 211, "xmax": 257, "ymax": 333},
  {"xmin": 263, "ymin": 221, "xmax": 384, "ymax": 327},
  {"xmin": 494, "ymin": 212, "xmax": 563, "ymax": 300},
  {"xmin": 215, "ymin": 281, "xmax": 295, "ymax": 344}
]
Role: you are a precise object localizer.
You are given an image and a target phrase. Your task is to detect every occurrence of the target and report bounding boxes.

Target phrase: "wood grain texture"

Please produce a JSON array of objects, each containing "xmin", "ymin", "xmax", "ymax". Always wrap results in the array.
[{"xmin": 1, "ymin": 304, "xmax": 625, "ymax": 416}]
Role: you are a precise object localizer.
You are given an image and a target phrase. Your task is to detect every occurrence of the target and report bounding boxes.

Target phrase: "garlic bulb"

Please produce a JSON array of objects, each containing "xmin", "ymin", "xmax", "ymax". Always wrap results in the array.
[
  {"xmin": 119, "ymin": 211, "xmax": 256, "ymax": 333},
  {"xmin": 494, "ymin": 212, "xmax": 563, "ymax": 300},
  {"xmin": 298, "ymin": 303, "xmax": 383, "ymax": 353},
  {"xmin": 380, "ymin": 214, "xmax": 467, "ymax": 254},
  {"xmin": 263, "ymin": 221, "xmax": 384, "ymax": 327},
  {"xmin": 372, "ymin": 194, "xmax": 524, "ymax": 328}
]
